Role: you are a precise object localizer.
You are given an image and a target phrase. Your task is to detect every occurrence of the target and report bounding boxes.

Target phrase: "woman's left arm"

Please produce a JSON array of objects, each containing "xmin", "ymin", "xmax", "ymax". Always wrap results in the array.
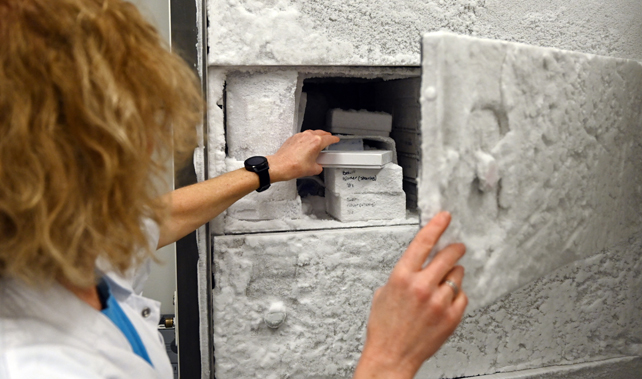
[{"xmin": 156, "ymin": 130, "xmax": 339, "ymax": 249}]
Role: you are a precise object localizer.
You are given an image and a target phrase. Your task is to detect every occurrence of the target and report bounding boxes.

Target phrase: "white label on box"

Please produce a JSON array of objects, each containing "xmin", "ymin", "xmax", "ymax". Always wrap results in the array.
[{"xmin": 325, "ymin": 163, "xmax": 403, "ymax": 194}]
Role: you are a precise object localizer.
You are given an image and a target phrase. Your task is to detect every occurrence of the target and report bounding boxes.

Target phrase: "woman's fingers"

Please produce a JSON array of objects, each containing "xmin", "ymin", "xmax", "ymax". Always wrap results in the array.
[
  {"xmin": 447, "ymin": 286, "xmax": 469, "ymax": 326},
  {"xmin": 268, "ymin": 130, "xmax": 339, "ymax": 181},
  {"xmin": 398, "ymin": 212, "xmax": 451, "ymax": 271},
  {"xmin": 306, "ymin": 129, "xmax": 333, "ymax": 136},
  {"xmin": 319, "ymin": 134, "xmax": 340, "ymax": 149},
  {"xmin": 419, "ymin": 242, "xmax": 466, "ymax": 287},
  {"xmin": 303, "ymin": 129, "xmax": 340, "ymax": 149},
  {"xmin": 436, "ymin": 265, "xmax": 465, "ymax": 303}
]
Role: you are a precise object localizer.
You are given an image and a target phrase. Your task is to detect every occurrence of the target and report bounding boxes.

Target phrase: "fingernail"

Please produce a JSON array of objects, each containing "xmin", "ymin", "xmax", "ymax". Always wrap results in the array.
[{"xmin": 440, "ymin": 211, "xmax": 451, "ymax": 222}]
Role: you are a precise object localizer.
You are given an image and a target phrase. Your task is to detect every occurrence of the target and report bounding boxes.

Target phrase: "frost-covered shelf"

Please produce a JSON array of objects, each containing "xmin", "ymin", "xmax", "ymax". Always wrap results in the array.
[{"xmin": 222, "ymin": 210, "xmax": 419, "ymax": 235}]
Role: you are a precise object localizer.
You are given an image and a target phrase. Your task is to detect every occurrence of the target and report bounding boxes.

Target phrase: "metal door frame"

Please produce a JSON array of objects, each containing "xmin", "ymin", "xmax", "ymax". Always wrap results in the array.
[{"xmin": 169, "ymin": 0, "xmax": 212, "ymax": 377}]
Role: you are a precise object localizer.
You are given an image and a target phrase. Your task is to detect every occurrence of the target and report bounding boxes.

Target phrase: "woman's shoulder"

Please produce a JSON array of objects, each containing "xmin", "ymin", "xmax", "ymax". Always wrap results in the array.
[
  {"xmin": 0, "ymin": 342, "xmax": 159, "ymax": 378},
  {"xmin": 0, "ymin": 279, "xmax": 104, "ymax": 349},
  {"xmin": 0, "ymin": 345, "xmax": 104, "ymax": 379},
  {"xmin": 0, "ymin": 278, "xmax": 162, "ymax": 378}
]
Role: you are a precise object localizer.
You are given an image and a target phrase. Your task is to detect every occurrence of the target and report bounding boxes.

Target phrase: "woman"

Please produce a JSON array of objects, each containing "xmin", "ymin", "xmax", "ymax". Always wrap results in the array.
[{"xmin": 0, "ymin": 0, "xmax": 467, "ymax": 378}]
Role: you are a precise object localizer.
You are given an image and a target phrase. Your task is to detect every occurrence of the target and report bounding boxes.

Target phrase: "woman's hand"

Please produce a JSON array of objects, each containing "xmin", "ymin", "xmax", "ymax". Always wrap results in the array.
[
  {"xmin": 267, "ymin": 130, "xmax": 340, "ymax": 183},
  {"xmin": 354, "ymin": 212, "xmax": 468, "ymax": 379}
]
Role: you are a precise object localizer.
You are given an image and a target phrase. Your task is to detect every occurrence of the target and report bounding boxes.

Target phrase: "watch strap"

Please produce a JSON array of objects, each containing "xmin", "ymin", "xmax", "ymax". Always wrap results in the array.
[
  {"xmin": 244, "ymin": 156, "xmax": 271, "ymax": 192},
  {"xmin": 255, "ymin": 168, "xmax": 270, "ymax": 192}
]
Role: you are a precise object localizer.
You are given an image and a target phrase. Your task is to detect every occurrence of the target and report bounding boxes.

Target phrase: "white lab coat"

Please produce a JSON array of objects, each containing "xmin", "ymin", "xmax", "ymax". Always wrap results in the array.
[{"xmin": 0, "ymin": 220, "xmax": 173, "ymax": 379}]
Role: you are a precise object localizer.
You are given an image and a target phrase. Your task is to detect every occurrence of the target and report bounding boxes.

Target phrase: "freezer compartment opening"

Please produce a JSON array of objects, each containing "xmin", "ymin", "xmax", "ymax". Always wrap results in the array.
[
  {"xmin": 297, "ymin": 76, "xmax": 422, "ymax": 221},
  {"xmin": 219, "ymin": 68, "xmax": 421, "ymax": 233}
]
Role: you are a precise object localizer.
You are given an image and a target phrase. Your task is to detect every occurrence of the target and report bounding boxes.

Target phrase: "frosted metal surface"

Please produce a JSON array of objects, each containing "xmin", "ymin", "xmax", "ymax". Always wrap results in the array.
[
  {"xmin": 418, "ymin": 236, "xmax": 642, "ymax": 377},
  {"xmin": 213, "ymin": 227, "xmax": 642, "ymax": 378},
  {"xmin": 225, "ymin": 71, "xmax": 299, "ymax": 160},
  {"xmin": 207, "ymin": 0, "xmax": 642, "ymax": 66},
  {"xmin": 225, "ymin": 71, "xmax": 302, "ymax": 222},
  {"xmin": 418, "ymin": 32, "xmax": 642, "ymax": 311},
  {"xmin": 213, "ymin": 226, "xmax": 417, "ymax": 378}
]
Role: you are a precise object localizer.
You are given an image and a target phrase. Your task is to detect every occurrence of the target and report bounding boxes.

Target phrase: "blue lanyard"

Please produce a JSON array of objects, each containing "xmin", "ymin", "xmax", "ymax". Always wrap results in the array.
[{"xmin": 97, "ymin": 279, "xmax": 153, "ymax": 366}]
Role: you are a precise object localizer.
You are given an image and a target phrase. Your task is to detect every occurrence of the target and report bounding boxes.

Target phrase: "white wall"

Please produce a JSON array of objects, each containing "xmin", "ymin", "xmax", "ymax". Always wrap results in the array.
[
  {"xmin": 129, "ymin": 0, "xmax": 176, "ymax": 316},
  {"xmin": 130, "ymin": 0, "xmax": 170, "ymax": 42}
]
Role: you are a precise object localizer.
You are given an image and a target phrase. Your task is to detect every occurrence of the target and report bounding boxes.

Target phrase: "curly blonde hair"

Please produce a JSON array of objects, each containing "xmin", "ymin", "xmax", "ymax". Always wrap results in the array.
[{"xmin": 0, "ymin": 0, "xmax": 202, "ymax": 287}]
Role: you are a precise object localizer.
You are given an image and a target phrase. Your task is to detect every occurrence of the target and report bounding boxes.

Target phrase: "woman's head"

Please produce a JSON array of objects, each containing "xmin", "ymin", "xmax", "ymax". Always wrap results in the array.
[{"xmin": 0, "ymin": 0, "xmax": 202, "ymax": 287}]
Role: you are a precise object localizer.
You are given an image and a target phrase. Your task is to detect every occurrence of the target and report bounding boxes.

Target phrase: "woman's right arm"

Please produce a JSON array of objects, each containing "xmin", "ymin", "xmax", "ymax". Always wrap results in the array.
[{"xmin": 156, "ymin": 130, "xmax": 339, "ymax": 249}]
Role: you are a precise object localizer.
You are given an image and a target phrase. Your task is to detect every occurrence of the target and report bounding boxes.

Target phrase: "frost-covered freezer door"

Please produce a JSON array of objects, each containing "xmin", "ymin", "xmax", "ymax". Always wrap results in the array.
[
  {"xmin": 213, "ymin": 226, "xmax": 417, "ymax": 378},
  {"xmin": 418, "ymin": 32, "xmax": 642, "ymax": 311}
]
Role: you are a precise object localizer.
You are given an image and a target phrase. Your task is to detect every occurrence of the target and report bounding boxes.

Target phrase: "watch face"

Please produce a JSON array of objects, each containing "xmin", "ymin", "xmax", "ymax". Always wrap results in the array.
[{"xmin": 246, "ymin": 156, "xmax": 267, "ymax": 167}]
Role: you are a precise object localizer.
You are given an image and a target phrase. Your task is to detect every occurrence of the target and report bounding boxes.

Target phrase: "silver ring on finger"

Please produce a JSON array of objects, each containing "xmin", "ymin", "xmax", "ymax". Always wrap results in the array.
[{"xmin": 443, "ymin": 279, "xmax": 460, "ymax": 299}]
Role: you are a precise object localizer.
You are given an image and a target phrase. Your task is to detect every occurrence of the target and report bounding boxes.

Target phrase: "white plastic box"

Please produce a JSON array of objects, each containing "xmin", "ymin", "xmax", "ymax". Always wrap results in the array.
[
  {"xmin": 327, "ymin": 109, "xmax": 392, "ymax": 136},
  {"xmin": 325, "ymin": 191, "xmax": 406, "ymax": 221},
  {"xmin": 324, "ymin": 163, "xmax": 403, "ymax": 194},
  {"xmin": 316, "ymin": 150, "xmax": 393, "ymax": 169}
]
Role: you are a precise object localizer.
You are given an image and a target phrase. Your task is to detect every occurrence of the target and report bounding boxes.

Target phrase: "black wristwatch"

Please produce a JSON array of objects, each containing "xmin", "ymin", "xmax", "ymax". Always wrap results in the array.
[{"xmin": 244, "ymin": 156, "xmax": 271, "ymax": 192}]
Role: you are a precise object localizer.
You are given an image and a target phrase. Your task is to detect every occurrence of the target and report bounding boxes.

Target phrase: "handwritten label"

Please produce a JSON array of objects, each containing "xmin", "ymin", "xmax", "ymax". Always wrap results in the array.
[
  {"xmin": 341, "ymin": 170, "xmax": 378, "ymax": 183},
  {"xmin": 346, "ymin": 196, "xmax": 376, "ymax": 213}
]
